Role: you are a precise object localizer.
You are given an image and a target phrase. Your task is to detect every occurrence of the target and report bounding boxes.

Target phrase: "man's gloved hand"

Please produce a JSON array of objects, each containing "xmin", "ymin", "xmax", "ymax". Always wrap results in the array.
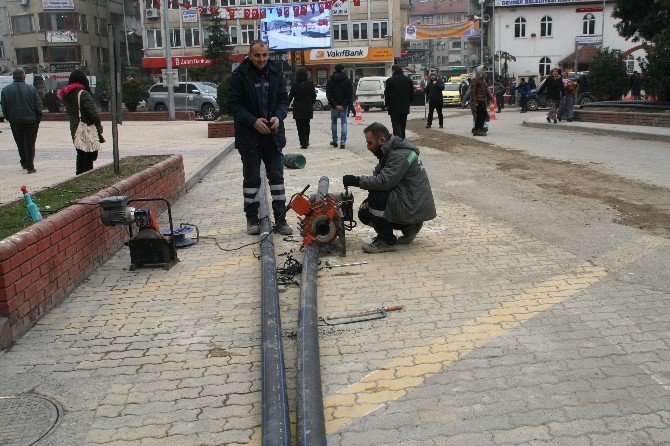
[{"xmin": 342, "ymin": 175, "xmax": 360, "ymax": 188}]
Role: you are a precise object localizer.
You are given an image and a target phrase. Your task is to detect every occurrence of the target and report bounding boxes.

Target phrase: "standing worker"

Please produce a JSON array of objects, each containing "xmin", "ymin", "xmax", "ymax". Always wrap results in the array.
[
  {"xmin": 1, "ymin": 68, "xmax": 42, "ymax": 174},
  {"xmin": 228, "ymin": 39, "xmax": 293, "ymax": 236},
  {"xmin": 326, "ymin": 64, "xmax": 353, "ymax": 149},
  {"xmin": 517, "ymin": 78, "xmax": 531, "ymax": 113},
  {"xmin": 424, "ymin": 74, "xmax": 444, "ymax": 129},
  {"xmin": 384, "ymin": 65, "xmax": 414, "ymax": 139},
  {"xmin": 287, "ymin": 67, "xmax": 316, "ymax": 150}
]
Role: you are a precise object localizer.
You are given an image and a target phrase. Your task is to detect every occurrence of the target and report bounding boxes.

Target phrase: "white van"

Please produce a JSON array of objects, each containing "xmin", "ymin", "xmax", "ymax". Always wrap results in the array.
[{"xmin": 356, "ymin": 76, "xmax": 387, "ymax": 111}]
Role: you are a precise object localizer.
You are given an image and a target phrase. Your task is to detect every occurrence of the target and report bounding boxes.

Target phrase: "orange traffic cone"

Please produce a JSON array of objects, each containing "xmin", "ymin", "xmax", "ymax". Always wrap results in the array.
[
  {"xmin": 355, "ymin": 101, "xmax": 363, "ymax": 122},
  {"xmin": 488, "ymin": 99, "xmax": 497, "ymax": 121}
]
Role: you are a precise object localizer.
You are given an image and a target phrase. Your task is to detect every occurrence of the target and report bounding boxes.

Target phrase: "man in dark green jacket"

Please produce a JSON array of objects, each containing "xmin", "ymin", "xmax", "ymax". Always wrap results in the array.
[
  {"xmin": 1, "ymin": 68, "xmax": 42, "ymax": 173},
  {"xmin": 343, "ymin": 122, "xmax": 437, "ymax": 253}
]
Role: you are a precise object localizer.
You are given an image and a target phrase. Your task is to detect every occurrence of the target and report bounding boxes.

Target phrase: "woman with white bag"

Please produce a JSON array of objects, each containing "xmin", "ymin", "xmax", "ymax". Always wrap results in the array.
[{"xmin": 57, "ymin": 70, "xmax": 105, "ymax": 175}]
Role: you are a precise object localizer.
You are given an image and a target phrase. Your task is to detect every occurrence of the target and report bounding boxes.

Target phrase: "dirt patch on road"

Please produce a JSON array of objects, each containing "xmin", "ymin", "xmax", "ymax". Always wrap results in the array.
[{"xmin": 406, "ymin": 119, "xmax": 670, "ymax": 238}]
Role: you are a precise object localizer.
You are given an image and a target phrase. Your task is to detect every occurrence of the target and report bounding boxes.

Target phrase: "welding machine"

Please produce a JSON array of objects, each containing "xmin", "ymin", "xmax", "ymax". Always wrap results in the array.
[{"xmin": 99, "ymin": 196, "xmax": 178, "ymax": 271}]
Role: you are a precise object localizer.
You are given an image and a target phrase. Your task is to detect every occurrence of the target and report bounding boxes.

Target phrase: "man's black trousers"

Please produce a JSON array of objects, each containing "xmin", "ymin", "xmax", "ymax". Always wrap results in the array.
[
  {"xmin": 10, "ymin": 122, "xmax": 39, "ymax": 170},
  {"xmin": 389, "ymin": 113, "xmax": 408, "ymax": 139},
  {"xmin": 427, "ymin": 101, "xmax": 443, "ymax": 127},
  {"xmin": 295, "ymin": 119, "xmax": 310, "ymax": 148},
  {"xmin": 240, "ymin": 147, "xmax": 287, "ymax": 219},
  {"xmin": 358, "ymin": 190, "xmax": 414, "ymax": 245}
]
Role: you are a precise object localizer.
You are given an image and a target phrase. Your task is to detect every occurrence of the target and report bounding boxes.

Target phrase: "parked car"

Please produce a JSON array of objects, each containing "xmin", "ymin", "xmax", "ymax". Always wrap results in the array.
[
  {"xmin": 441, "ymin": 82, "xmax": 462, "ymax": 106},
  {"xmin": 313, "ymin": 87, "xmax": 329, "ymax": 111},
  {"xmin": 356, "ymin": 76, "xmax": 387, "ymax": 111},
  {"xmin": 147, "ymin": 81, "xmax": 219, "ymax": 120},
  {"xmin": 526, "ymin": 73, "xmax": 597, "ymax": 111}
]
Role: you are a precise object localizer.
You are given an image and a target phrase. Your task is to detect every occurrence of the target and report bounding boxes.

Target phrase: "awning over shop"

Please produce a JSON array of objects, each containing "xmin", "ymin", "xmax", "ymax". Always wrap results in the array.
[{"xmin": 559, "ymin": 44, "xmax": 599, "ymax": 66}]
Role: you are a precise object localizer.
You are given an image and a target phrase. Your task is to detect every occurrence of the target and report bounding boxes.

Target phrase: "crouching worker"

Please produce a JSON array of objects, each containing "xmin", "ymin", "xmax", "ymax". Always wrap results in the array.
[{"xmin": 342, "ymin": 122, "xmax": 436, "ymax": 253}]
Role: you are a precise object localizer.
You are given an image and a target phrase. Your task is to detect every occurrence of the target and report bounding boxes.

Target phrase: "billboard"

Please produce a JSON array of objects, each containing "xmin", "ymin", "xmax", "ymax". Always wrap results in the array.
[
  {"xmin": 261, "ymin": 5, "xmax": 331, "ymax": 50},
  {"xmin": 404, "ymin": 21, "xmax": 481, "ymax": 40}
]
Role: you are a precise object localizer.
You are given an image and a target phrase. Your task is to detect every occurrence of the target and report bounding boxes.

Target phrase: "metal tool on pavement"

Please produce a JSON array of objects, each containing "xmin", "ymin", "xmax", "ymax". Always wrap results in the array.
[
  {"xmin": 324, "ymin": 260, "xmax": 368, "ymax": 269},
  {"xmin": 322, "ymin": 304, "xmax": 405, "ymax": 325}
]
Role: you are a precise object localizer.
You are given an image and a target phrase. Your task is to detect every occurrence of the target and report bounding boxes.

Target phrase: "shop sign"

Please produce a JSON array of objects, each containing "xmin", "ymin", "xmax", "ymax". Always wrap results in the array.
[
  {"xmin": 405, "ymin": 21, "xmax": 480, "ymax": 40},
  {"xmin": 289, "ymin": 47, "xmax": 393, "ymax": 64},
  {"xmin": 142, "ymin": 55, "xmax": 214, "ymax": 69},
  {"xmin": 496, "ymin": 0, "xmax": 602, "ymax": 6},
  {"xmin": 576, "ymin": 35, "xmax": 602, "ymax": 45},
  {"xmin": 331, "ymin": 1, "xmax": 348, "ymax": 15},
  {"xmin": 49, "ymin": 62, "xmax": 78, "ymax": 72},
  {"xmin": 42, "ymin": 0, "xmax": 74, "ymax": 9},
  {"xmin": 46, "ymin": 31, "xmax": 78, "ymax": 43},
  {"xmin": 182, "ymin": 9, "xmax": 198, "ymax": 23}
]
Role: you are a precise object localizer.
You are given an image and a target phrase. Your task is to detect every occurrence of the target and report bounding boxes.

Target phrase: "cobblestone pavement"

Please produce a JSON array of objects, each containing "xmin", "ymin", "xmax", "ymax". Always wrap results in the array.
[{"xmin": 0, "ymin": 108, "xmax": 669, "ymax": 445}]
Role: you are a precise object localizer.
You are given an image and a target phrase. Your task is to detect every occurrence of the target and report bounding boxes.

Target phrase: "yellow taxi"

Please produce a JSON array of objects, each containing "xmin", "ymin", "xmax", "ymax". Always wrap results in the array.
[{"xmin": 441, "ymin": 82, "xmax": 462, "ymax": 106}]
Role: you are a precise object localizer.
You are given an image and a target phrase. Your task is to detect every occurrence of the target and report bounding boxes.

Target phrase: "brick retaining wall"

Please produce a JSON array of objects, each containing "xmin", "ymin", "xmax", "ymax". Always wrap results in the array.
[
  {"xmin": 208, "ymin": 121, "xmax": 235, "ymax": 138},
  {"xmin": 0, "ymin": 155, "xmax": 186, "ymax": 348},
  {"xmin": 574, "ymin": 110, "xmax": 670, "ymax": 128},
  {"xmin": 41, "ymin": 111, "xmax": 197, "ymax": 121}
]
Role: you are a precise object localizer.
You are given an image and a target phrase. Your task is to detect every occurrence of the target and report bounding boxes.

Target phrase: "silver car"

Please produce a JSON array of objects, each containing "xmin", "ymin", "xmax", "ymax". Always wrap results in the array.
[{"xmin": 147, "ymin": 81, "xmax": 219, "ymax": 120}]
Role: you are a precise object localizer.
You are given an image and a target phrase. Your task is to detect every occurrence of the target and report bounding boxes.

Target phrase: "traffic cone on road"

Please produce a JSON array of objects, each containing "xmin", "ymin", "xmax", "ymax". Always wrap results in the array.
[
  {"xmin": 355, "ymin": 101, "xmax": 363, "ymax": 122},
  {"xmin": 488, "ymin": 100, "xmax": 497, "ymax": 121}
]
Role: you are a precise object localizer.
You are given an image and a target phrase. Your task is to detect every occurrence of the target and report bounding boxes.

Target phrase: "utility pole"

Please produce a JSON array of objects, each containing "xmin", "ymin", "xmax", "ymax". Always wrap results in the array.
[
  {"xmin": 601, "ymin": 0, "xmax": 606, "ymax": 48},
  {"xmin": 161, "ymin": 0, "xmax": 176, "ymax": 120}
]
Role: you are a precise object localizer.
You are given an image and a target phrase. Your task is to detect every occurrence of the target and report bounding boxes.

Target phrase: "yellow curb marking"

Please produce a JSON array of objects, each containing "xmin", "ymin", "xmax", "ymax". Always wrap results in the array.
[
  {"xmin": 240, "ymin": 261, "xmax": 608, "ymax": 445},
  {"xmin": 323, "ymin": 261, "xmax": 608, "ymax": 434}
]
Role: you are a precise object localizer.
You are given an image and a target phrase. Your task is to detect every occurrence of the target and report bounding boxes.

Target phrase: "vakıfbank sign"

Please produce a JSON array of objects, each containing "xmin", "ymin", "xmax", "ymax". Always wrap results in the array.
[
  {"xmin": 496, "ymin": 0, "xmax": 603, "ymax": 6},
  {"xmin": 288, "ymin": 47, "xmax": 393, "ymax": 64}
]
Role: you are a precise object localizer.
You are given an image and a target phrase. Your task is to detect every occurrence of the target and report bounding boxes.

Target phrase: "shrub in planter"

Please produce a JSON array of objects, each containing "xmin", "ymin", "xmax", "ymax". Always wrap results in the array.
[
  {"xmin": 217, "ymin": 75, "xmax": 231, "ymax": 116},
  {"xmin": 588, "ymin": 48, "xmax": 629, "ymax": 101},
  {"xmin": 121, "ymin": 78, "xmax": 149, "ymax": 112},
  {"xmin": 43, "ymin": 91, "xmax": 62, "ymax": 113}
]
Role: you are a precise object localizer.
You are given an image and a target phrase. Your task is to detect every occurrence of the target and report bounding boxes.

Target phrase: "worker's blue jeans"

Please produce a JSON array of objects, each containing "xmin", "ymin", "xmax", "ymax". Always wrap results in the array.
[{"xmin": 330, "ymin": 107, "xmax": 348, "ymax": 145}]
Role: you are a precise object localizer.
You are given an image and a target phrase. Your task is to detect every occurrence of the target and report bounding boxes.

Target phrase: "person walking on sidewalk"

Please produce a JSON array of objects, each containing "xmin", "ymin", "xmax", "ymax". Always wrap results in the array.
[
  {"xmin": 517, "ymin": 78, "xmax": 531, "ymax": 113},
  {"xmin": 470, "ymin": 65, "xmax": 492, "ymax": 136},
  {"xmin": 1, "ymin": 68, "xmax": 42, "ymax": 174},
  {"xmin": 58, "ymin": 70, "xmax": 105, "ymax": 175},
  {"xmin": 287, "ymin": 68, "xmax": 316, "ymax": 150},
  {"xmin": 326, "ymin": 64, "xmax": 353, "ymax": 149},
  {"xmin": 342, "ymin": 123, "xmax": 436, "ymax": 253},
  {"xmin": 228, "ymin": 40, "xmax": 292, "ymax": 236},
  {"xmin": 424, "ymin": 74, "xmax": 444, "ymax": 129},
  {"xmin": 384, "ymin": 65, "xmax": 414, "ymax": 139},
  {"xmin": 537, "ymin": 68, "xmax": 565, "ymax": 124},
  {"xmin": 494, "ymin": 78, "xmax": 505, "ymax": 113}
]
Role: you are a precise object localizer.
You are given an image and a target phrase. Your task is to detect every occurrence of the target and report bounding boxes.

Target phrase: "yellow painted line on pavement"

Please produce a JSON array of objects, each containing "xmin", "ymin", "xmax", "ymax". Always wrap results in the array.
[{"xmin": 323, "ymin": 261, "xmax": 608, "ymax": 434}]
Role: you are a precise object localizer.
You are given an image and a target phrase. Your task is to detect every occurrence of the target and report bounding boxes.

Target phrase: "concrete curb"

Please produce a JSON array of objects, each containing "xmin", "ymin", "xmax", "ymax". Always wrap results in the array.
[
  {"xmin": 185, "ymin": 139, "xmax": 236, "ymax": 191},
  {"xmin": 522, "ymin": 120, "xmax": 670, "ymax": 143}
]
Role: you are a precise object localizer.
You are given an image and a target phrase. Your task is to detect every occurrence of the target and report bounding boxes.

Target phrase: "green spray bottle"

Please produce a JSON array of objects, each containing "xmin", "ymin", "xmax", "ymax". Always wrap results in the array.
[{"xmin": 21, "ymin": 186, "xmax": 43, "ymax": 222}]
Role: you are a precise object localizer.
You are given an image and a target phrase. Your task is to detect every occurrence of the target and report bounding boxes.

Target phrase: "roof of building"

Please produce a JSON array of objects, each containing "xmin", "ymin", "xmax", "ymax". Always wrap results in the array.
[{"xmin": 409, "ymin": 0, "xmax": 469, "ymax": 16}]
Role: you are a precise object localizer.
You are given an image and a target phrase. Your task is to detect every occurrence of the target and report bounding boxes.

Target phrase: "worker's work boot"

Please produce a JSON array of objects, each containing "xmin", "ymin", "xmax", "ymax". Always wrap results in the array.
[
  {"xmin": 274, "ymin": 217, "xmax": 293, "ymax": 236},
  {"xmin": 397, "ymin": 222, "xmax": 423, "ymax": 245},
  {"xmin": 246, "ymin": 216, "xmax": 260, "ymax": 235},
  {"xmin": 362, "ymin": 237, "xmax": 398, "ymax": 254}
]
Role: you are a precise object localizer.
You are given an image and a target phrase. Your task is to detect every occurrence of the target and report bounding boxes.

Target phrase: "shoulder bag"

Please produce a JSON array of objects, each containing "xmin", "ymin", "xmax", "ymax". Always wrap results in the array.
[{"xmin": 73, "ymin": 90, "xmax": 100, "ymax": 153}]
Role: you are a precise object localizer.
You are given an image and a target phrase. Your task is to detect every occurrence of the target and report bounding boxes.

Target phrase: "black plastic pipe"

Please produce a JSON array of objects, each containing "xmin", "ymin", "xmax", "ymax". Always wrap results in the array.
[
  {"xmin": 297, "ymin": 178, "xmax": 328, "ymax": 446},
  {"xmin": 259, "ymin": 171, "xmax": 290, "ymax": 446}
]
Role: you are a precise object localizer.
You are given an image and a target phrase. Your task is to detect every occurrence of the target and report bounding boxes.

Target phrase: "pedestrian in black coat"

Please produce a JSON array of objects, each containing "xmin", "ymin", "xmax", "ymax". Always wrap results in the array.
[
  {"xmin": 288, "ymin": 68, "xmax": 317, "ymax": 149},
  {"xmin": 424, "ymin": 74, "xmax": 444, "ymax": 128},
  {"xmin": 384, "ymin": 65, "xmax": 414, "ymax": 139}
]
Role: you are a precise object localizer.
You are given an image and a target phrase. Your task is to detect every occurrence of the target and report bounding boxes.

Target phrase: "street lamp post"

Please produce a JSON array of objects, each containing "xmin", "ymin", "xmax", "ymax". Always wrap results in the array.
[{"xmin": 160, "ymin": 0, "xmax": 176, "ymax": 120}]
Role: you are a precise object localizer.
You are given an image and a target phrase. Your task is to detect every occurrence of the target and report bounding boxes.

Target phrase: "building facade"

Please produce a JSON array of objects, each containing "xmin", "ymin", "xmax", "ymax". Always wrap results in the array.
[
  {"xmin": 140, "ymin": 0, "xmax": 409, "ymax": 86},
  {"xmin": 0, "ymin": 0, "xmax": 142, "ymax": 87},
  {"xmin": 407, "ymin": 0, "xmax": 472, "ymax": 76},
  {"xmin": 493, "ymin": 0, "xmax": 645, "ymax": 78}
]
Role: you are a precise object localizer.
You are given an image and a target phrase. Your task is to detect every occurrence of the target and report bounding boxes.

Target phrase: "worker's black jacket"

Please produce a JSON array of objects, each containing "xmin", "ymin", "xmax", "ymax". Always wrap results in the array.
[
  {"xmin": 228, "ymin": 58, "xmax": 289, "ymax": 153},
  {"xmin": 384, "ymin": 72, "xmax": 414, "ymax": 115}
]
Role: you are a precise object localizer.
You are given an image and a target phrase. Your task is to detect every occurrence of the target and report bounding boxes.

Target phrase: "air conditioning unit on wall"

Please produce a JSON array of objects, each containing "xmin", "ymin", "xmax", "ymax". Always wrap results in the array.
[
  {"xmin": 19, "ymin": 0, "xmax": 29, "ymax": 6},
  {"xmin": 146, "ymin": 8, "xmax": 160, "ymax": 19}
]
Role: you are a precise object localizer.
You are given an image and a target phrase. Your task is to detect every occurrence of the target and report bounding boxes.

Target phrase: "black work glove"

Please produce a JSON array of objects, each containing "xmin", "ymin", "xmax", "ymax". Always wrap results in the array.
[{"xmin": 342, "ymin": 175, "xmax": 360, "ymax": 188}]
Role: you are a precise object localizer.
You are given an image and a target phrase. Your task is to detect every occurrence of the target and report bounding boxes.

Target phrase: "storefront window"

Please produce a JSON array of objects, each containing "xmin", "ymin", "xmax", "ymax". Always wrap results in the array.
[
  {"xmin": 16, "ymin": 47, "xmax": 39, "ymax": 64},
  {"xmin": 317, "ymin": 69, "xmax": 328, "ymax": 87},
  {"xmin": 43, "ymin": 46, "xmax": 81, "ymax": 62}
]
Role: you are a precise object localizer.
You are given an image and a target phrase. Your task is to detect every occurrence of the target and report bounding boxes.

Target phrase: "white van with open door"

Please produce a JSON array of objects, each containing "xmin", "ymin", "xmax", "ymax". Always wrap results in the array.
[{"xmin": 356, "ymin": 76, "xmax": 387, "ymax": 111}]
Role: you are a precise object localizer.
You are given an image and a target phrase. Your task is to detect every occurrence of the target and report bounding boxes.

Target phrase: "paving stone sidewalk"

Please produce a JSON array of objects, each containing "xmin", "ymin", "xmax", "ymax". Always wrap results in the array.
[{"xmin": 0, "ymin": 112, "xmax": 668, "ymax": 445}]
